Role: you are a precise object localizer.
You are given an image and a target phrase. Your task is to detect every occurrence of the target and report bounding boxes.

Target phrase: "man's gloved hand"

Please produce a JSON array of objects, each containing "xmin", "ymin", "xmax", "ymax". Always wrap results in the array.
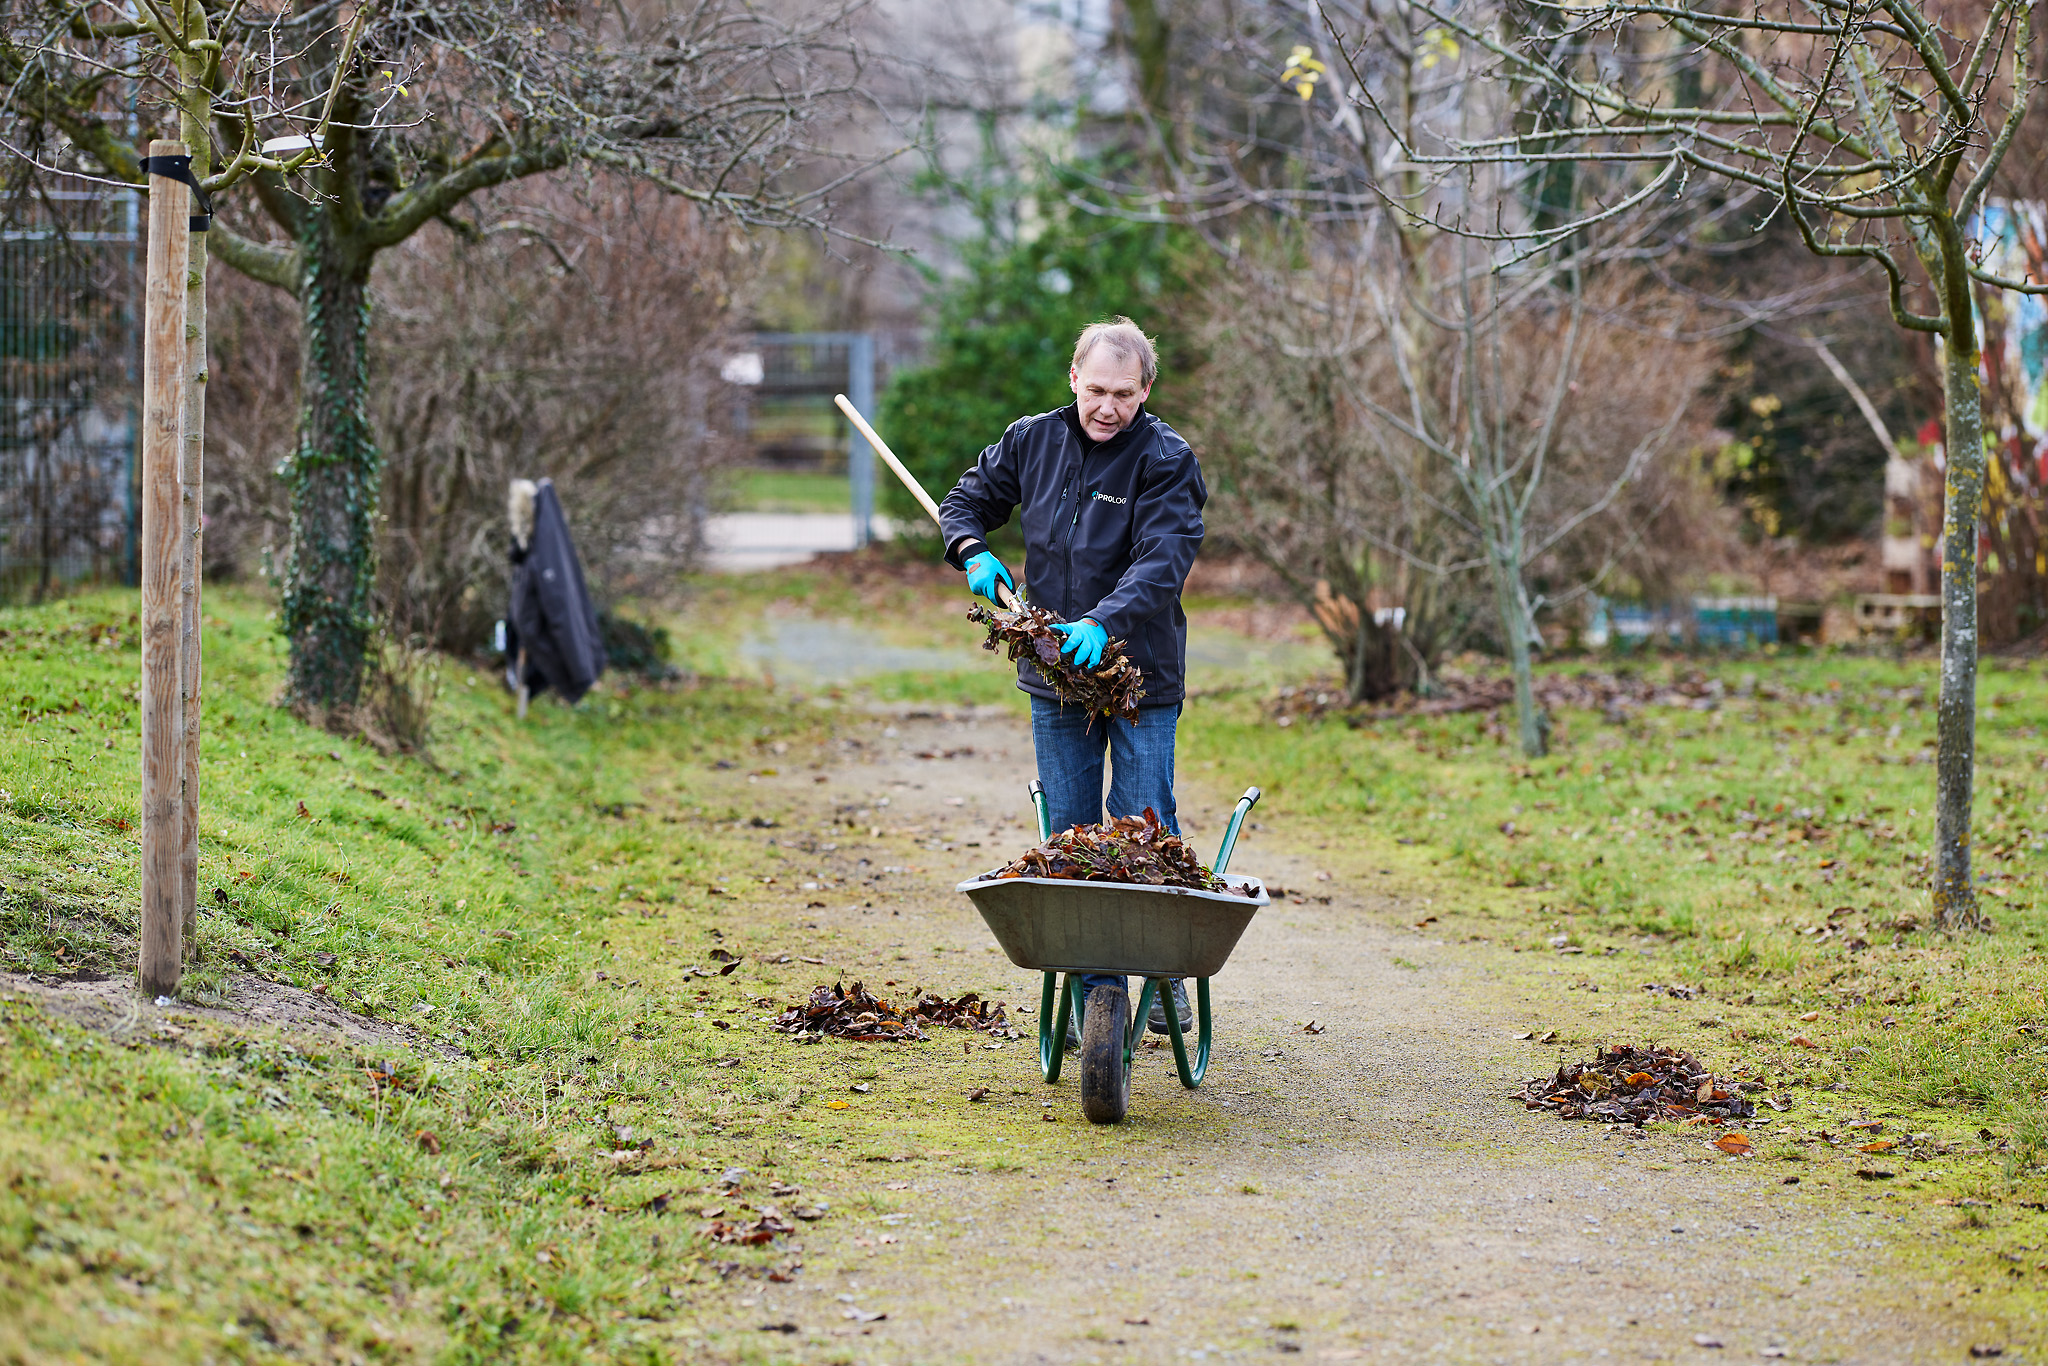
[
  {"xmin": 1052, "ymin": 619, "xmax": 1108, "ymax": 669},
  {"xmin": 964, "ymin": 550, "xmax": 1014, "ymax": 604}
]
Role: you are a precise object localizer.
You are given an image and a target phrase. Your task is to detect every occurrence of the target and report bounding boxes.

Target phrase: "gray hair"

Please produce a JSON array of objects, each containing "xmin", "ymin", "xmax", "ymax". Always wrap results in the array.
[{"xmin": 1071, "ymin": 317, "xmax": 1159, "ymax": 387}]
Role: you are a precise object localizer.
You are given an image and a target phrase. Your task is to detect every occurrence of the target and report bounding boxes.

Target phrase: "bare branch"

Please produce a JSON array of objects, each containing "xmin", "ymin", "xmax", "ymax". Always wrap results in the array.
[{"xmin": 208, "ymin": 220, "xmax": 301, "ymax": 293}]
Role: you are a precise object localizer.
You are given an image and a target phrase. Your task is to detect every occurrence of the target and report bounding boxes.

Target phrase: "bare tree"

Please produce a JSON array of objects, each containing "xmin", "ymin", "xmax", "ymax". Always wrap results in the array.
[
  {"xmin": 201, "ymin": 176, "xmax": 746, "ymax": 647},
  {"xmin": 1088, "ymin": 0, "xmax": 2038, "ymax": 923},
  {"xmin": 1087, "ymin": 2, "xmax": 1718, "ymax": 744},
  {"xmin": 1364, "ymin": 257, "xmax": 1708, "ymax": 753},
  {"xmin": 1315, "ymin": 0, "xmax": 2042, "ymax": 923},
  {"xmin": 371, "ymin": 181, "xmax": 743, "ymax": 649},
  {"xmin": 2, "ymin": 0, "xmax": 883, "ymax": 708},
  {"xmin": 1182, "ymin": 220, "xmax": 1714, "ymax": 740},
  {"xmin": 1179, "ymin": 234, "xmax": 1471, "ymax": 704}
]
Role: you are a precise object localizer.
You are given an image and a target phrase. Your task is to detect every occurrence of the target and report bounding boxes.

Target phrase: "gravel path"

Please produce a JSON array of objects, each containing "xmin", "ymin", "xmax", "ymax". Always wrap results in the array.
[{"xmin": 687, "ymin": 709, "xmax": 2016, "ymax": 1365}]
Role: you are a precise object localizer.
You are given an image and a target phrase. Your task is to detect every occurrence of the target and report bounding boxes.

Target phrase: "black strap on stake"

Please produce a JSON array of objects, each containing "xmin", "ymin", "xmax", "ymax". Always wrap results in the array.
[{"xmin": 139, "ymin": 154, "xmax": 212, "ymax": 233}]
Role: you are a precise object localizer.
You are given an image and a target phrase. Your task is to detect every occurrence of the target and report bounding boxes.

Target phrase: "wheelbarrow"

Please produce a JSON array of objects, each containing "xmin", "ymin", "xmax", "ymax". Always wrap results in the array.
[{"xmin": 956, "ymin": 784, "xmax": 1268, "ymax": 1124}]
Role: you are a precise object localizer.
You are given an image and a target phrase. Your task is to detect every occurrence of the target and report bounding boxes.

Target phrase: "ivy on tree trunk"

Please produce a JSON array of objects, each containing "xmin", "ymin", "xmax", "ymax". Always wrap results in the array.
[{"xmin": 280, "ymin": 202, "xmax": 380, "ymax": 711}]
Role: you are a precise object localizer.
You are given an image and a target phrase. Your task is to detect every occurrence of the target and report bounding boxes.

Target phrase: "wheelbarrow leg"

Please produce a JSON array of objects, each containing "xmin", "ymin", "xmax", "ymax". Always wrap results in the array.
[
  {"xmin": 1127, "ymin": 978, "xmax": 1157, "ymax": 1064},
  {"xmin": 1039, "ymin": 971, "xmax": 1078, "ymax": 1083},
  {"xmin": 1158, "ymin": 975, "xmax": 1213, "ymax": 1088},
  {"xmin": 1079, "ymin": 981, "xmax": 1131, "ymax": 1124}
]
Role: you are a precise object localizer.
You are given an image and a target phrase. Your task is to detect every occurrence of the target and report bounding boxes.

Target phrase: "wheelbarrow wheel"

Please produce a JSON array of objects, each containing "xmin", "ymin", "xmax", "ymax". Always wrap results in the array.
[{"xmin": 1079, "ymin": 982, "xmax": 1130, "ymax": 1125}]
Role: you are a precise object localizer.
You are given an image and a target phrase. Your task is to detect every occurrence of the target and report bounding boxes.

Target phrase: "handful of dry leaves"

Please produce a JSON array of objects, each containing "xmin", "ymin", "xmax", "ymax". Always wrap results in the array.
[
  {"xmin": 1517, "ymin": 1043, "xmax": 1757, "ymax": 1126},
  {"xmin": 967, "ymin": 601, "xmax": 1145, "ymax": 722},
  {"xmin": 981, "ymin": 809, "xmax": 1245, "ymax": 895}
]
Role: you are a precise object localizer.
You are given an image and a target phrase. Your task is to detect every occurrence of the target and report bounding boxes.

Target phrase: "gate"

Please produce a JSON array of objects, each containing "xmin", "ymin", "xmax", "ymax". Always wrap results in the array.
[
  {"xmin": 0, "ymin": 187, "xmax": 140, "ymax": 601},
  {"xmin": 727, "ymin": 331, "xmax": 878, "ymax": 546}
]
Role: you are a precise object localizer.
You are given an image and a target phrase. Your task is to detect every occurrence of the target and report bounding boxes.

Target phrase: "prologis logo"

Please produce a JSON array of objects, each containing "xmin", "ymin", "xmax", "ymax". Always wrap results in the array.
[{"xmin": 1091, "ymin": 490, "xmax": 1127, "ymax": 504}]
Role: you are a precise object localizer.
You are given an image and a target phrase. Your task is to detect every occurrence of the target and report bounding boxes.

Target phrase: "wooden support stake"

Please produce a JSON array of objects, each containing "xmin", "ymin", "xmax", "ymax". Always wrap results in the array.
[{"xmin": 139, "ymin": 140, "xmax": 190, "ymax": 1000}]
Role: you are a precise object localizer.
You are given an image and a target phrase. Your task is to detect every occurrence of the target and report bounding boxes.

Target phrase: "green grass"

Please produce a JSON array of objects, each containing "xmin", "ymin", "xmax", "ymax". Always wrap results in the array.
[
  {"xmin": 724, "ymin": 469, "xmax": 851, "ymax": 515},
  {"xmin": 1181, "ymin": 651, "xmax": 2048, "ymax": 1142},
  {"xmin": 0, "ymin": 590, "xmax": 851, "ymax": 1361},
  {"xmin": 12, "ymin": 572, "xmax": 2048, "ymax": 1352}
]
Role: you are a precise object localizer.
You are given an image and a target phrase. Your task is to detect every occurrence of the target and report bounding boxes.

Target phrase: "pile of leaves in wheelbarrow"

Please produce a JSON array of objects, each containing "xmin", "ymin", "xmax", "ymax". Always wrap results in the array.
[
  {"xmin": 770, "ymin": 980, "xmax": 1010, "ymax": 1042},
  {"xmin": 1517, "ymin": 1042, "xmax": 1756, "ymax": 1126},
  {"xmin": 967, "ymin": 601, "xmax": 1145, "ymax": 722},
  {"xmin": 979, "ymin": 808, "xmax": 1248, "ymax": 895}
]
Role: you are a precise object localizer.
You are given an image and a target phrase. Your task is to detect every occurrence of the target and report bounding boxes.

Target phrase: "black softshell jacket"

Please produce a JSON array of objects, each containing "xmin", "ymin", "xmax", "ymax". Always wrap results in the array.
[
  {"xmin": 938, "ymin": 404, "xmax": 1207, "ymax": 706},
  {"xmin": 507, "ymin": 478, "xmax": 606, "ymax": 705}
]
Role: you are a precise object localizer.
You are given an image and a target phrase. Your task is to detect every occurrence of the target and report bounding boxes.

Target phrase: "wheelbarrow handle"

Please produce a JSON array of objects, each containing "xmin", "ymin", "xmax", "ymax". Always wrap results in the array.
[
  {"xmin": 1027, "ymin": 779, "xmax": 1051, "ymax": 841},
  {"xmin": 1212, "ymin": 786, "xmax": 1261, "ymax": 876}
]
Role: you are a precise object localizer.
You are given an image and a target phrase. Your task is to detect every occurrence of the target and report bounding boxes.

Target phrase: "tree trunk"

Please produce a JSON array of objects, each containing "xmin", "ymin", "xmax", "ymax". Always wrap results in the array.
[
  {"xmin": 1933, "ymin": 323, "xmax": 1985, "ymax": 931},
  {"xmin": 1488, "ymin": 544, "xmax": 1547, "ymax": 757},
  {"xmin": 1120, "ymin": 0, "xmax": 1176, "ymax": 163},
  {"xmin": 280, "ymin": 205, "xmax": 380, "ymax": 710}
]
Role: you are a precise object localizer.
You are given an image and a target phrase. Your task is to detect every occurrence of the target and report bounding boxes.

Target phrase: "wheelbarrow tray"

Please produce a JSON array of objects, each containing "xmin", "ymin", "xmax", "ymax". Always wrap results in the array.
[{"xmin": 957, "ymin": 872, "xmax": 1268, "ymax": 979}]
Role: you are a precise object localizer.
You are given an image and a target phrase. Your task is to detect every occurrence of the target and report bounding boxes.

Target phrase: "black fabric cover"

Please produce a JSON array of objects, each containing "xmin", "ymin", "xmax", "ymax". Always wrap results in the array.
[{"xmin": 507, "ymin": 478, "xmax": 606, "ymax": 704}]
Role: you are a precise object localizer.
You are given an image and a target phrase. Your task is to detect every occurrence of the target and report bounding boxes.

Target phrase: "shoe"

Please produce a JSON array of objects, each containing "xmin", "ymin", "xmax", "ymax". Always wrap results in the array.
[{"xmin": 1147, "ymin": 979, "xmax": 1193, "ymax": 1035}]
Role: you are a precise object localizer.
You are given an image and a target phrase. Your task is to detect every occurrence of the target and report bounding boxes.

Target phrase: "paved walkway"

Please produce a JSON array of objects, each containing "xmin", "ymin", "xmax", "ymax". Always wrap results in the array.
[{"xmin": 703, "ymin": 513, "xmax": 899, "ymax": 572}]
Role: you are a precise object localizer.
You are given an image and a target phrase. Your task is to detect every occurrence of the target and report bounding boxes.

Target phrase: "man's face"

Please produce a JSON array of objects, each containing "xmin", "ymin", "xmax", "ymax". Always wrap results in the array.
[{"xmin": 1070, "ymin": 349, "xmax": 1151, "ymax": 442}]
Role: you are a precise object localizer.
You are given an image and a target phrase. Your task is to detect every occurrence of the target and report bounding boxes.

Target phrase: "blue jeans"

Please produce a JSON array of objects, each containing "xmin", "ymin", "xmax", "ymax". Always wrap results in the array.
[{"xmin": 1031, "ymin": 697, "xmax": 1182, "ymax": 998}]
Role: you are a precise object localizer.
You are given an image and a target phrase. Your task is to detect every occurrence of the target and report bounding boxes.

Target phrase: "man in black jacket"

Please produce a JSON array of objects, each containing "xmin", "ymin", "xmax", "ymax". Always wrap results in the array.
[{"xmin": 938, "ymin": 317, "xmax": 1207, "ymax": 1036}]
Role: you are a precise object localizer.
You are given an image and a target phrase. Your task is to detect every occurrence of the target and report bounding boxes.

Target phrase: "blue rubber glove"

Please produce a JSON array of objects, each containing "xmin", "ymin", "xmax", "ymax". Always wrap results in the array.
[
  {"xmin": 964, "ymin": 550, "xmax": 1014, "ymax": 604},
  {"xmin": 1052, "ymin": 618, "xmax": 1108, "ymax": 669}
]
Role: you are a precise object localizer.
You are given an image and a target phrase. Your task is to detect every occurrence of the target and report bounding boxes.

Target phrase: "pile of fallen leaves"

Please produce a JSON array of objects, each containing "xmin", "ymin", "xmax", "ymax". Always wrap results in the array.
[
  {"xmin": 1517, "ymin": 1043, "xmax": 1756, "ymax": 1127},
  {"xmin": 967, "ymin": 601, "xmax": 1145, "ymax": 722},
  {"xmin": 980, "ymin": 809, "xmax": 1245, "ymax": 895},
  {"xmin": 769, "ymin": 980, "xmax": 1009, "ymax": 1042}
]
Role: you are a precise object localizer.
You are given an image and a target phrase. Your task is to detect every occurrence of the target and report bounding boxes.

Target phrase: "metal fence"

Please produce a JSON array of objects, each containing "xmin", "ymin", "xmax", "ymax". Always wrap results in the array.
[
  {"xmin": 725, "ymin": 330, "xmax": 883, "ymax": 546},
  {"xmin": 0, "ymin": 188, "xmax": 139, "ymax": 602}
]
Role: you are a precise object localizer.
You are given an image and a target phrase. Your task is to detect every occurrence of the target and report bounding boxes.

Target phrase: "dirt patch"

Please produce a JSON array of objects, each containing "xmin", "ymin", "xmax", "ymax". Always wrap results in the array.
[
  {"xmin": 0, "ymin": 969, "xmax": 439, "ymax": 1054},
  {"xmin": 668, "ymin": 708, "xmax": 2006, "ymax": 1364},
  {"xmin": 1188, "ymin": 600, "xmax": 1316, "ymax": 644},
  {"xmin": 1181, "ymin": 552, "xmax": 1295, "ymax": 600}
]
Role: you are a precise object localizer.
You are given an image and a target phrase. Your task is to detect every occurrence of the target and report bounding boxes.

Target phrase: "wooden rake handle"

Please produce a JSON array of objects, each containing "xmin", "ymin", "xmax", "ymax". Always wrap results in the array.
[{"xmin": 836, "ymin": 393, "xmax": 1020, "ymax": 610}]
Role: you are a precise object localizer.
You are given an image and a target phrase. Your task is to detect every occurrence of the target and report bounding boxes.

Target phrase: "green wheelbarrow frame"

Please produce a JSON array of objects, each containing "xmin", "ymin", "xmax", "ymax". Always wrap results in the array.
[{"xmin": 957, "ymin": 784, "xmax": 1264, "ymax": 1092}]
